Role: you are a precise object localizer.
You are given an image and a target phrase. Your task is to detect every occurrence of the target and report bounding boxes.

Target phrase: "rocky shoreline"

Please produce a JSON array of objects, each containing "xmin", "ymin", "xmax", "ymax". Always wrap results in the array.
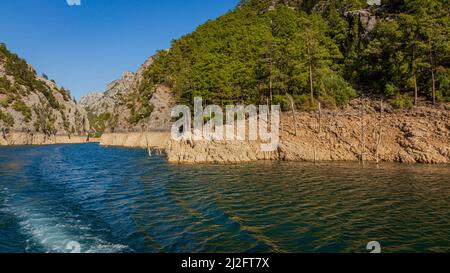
[
  {"xmin": 169, "ymin": 104, "xmax": 449, "ymax": 164},
  {"xmin": 102, "ymin": 103, "xmax": 449, "ymax": 164},
  {"xmin": 0, "ymin": 132, "xmax": 90, "ymax": 146},
  {"xmin": 3, "ymin": 104, "xmax": 448, "ymax": 165},
  {"xmin": 99, "ymin": 132, "xmax": 169, "ymax": 150}
]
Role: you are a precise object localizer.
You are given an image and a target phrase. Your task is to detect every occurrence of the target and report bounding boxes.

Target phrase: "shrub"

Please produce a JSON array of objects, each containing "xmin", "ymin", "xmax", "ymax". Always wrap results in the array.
[
  {"xmin": 273, "ymin": 94, "xmax": 290, "ymax": 111},
  {"xmin": 32, "ymin": 107, "xmax": 57, "ymax": 134},
  {"xmin": 130, "ymin": 103, "xmax": 154, "ymax": 124},
  {"xmin": 436, "ymin": 90, "xmax": 450, "ymax": 102},
  {"xmin": 294, "ymin": 94, "xmax": 317, "ymax": 111},
  {"xmin": 0, "ymin": 110, "xmax": 14, "ymax": 127},
  {"xmin": 0, "ymin": 76, "xmax": 11, "ymax": 93},
  {"xmin": 391, "ymin": 93, "xmax": 413, "ymax": 109},
  {"xmin": 273, "ymin": 93, "xmax": 318, "ymax": 111},
  {"xmin": 317, "ymin": 69, "xmax": 357, "ymax": 107},
  {"xmin": 385, "ymin": 82, "xmax": 399, "ymax": 98},
  {"xmin": 59, "ymin": 87, "xmax": 71, "ymax": 101},
  {"xmin": 13, "ymin": 99, "xmax": 32, "ymax": 122},
  {"xmin": 436, "ymin": 69, "xmax": 450, "ymax": 102},
  {"xmin": 87, "ymin": 112, "xmax": 113, "ymax": 137},
  {"xmin": 1, "ymin": 94, "xmax": 15, "ymax": 108}
]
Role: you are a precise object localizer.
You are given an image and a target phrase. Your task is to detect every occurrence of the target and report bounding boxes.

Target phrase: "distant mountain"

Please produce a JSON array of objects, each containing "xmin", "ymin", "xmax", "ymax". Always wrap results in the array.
[
  {"xmin": 79, "ymin": 92, "xmax": 105, "ymax": 116},
  {"xmin": 0, "ymin": 43, "xmax": 89, "ymax": 136}
]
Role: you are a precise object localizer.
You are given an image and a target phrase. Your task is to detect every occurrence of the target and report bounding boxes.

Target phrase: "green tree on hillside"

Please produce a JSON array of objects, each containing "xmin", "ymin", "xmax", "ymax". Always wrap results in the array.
[
  {"xmin": 406, "ymin": 0, "xmax": 450, "ymax": 104},
  {"xmin": 287, "ymin": 12, "xmax": 349, "ymax": 105},
  {"xmin": 132, "ymin": 0, "xmax": 448, "ymax": 117}
]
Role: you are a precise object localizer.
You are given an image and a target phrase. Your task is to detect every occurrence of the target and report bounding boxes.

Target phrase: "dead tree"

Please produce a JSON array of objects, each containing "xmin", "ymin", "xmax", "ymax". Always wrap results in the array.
[
  {"xmin": 328, "ymin": 111, "xmax": 333, "ymax": 160},
  {"xmin": 280, "ymin": 115, "xmax": 284, "ymax": 139},
  {"xmin": 285, "ymin": 94, "xmax": 298, "ymax": 136},
  {"xmin": 313, "ymin": 137, "xmax": 317, "ymax": 163},
  {"xmin": 359, "ymin": 98, "xmax": 365, "ymax": 164},
  {"xmin": 318, "ymin": 102, "xmax": 322, "ymax": 134},
  {"xmin": 141, "ymin": 120, "xmax": 152, "ymax": 158},
  {"xmin": 375, "ymin": 99, "xmax": 383, "ymax": 163}
]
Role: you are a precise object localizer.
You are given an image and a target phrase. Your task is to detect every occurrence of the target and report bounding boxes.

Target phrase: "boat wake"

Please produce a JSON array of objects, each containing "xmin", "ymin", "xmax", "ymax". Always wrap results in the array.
[{"xmin": 1, "ymin": 188, "xmax": 129, "ymax": 253}]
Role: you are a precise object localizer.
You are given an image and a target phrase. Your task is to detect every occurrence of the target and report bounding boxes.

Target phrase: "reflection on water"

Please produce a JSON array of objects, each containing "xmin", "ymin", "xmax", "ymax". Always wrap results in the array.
[{"xmin": 0, "ymin": 143, "xmax": 449, "ymax": 253}]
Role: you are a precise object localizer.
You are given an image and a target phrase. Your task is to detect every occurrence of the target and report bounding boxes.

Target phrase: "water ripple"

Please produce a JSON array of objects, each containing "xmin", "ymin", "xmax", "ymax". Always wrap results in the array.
[{"xmin": 0, "ymin": 144, "xmax": 449, "ymax": 253}]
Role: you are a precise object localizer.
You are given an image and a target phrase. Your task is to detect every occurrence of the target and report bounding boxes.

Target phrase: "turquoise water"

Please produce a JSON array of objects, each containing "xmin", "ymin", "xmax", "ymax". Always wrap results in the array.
[{"xmin": 0, "ymin": 143, "xmax": 449, "ymax": 253}]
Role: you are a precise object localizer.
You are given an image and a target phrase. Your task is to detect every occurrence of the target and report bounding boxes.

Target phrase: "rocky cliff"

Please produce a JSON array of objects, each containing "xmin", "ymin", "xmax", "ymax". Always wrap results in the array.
[
  {"xmin": 0, "ymin": 43, "xmax": 89, "ymax": 145},
  {"xmin": 80, "ymin": 57, "xmax": 174, "ymax": 135}
]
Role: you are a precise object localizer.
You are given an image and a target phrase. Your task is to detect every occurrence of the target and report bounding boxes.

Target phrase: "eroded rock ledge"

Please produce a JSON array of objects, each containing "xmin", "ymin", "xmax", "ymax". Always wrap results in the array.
[
  {"xmin": 96, "ymin": 104, "xmax": 449, "ymax": 164},
  {"xmin": 100, "ymin": 132, "xmax": 169, "ymax": 150},
  {"xmin": 0, "ymin": 132, "xmax": 89, "ymax": 146},
  {"xmin": 167, "ymin": 105, "xmax": 449, "ymax": 164}
]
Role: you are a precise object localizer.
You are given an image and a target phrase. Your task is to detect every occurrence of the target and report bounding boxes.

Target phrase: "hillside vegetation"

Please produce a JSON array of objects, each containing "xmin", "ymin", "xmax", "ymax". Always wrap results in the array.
[
  {"xmin": 0, "ymin": 43, "xmax": 89, "ymax": 135},
  {"xmin": 132, "ymin": 0, "xmax": 448, "ymax": 120}
]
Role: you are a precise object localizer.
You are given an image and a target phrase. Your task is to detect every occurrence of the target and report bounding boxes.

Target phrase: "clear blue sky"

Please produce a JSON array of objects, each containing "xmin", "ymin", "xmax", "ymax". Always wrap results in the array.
[{"xmin": 0, "ymin": 0, "xmax": 239, "ymax": 100}]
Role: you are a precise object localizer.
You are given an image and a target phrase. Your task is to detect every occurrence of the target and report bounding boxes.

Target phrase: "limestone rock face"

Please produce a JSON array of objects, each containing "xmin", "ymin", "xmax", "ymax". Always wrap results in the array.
[
  {"xmin": 344, "ymin": 9, "xmax": 378, "ymax": 37},
  {"xmin": 164, "ymin": 102, "xmax": 450, "ymax": 164},
  {"xmin": 146, "ymin": 85, "xmax": 174, "ymax": 131},
  {"xmin": 100, "ymin": 131, "xmax": 169, "ymax": 149},
  {"xmin": 79, "ymin": 92, "xmax": 105, "ymax": 115},
  {"xmin": 0, "ymin": 44, "xmax": 89, "ymax": 139},
  {"xmin": 0, "ymin": 132, "xmax": 88, "ymax": 146},
  {"xmin": 80, "ymin": 70, "xmax": 135, "ymax": 116},
  {"xmin": 80, "ymin": 56, "xmax": 174, "ymax": 133}
]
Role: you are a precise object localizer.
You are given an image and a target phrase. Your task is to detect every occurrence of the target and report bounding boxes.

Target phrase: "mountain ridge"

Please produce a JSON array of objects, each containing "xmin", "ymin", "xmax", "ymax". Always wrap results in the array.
[{"xmin": 0, "ymin": 43, "xmax": 89, "ymax": 139}]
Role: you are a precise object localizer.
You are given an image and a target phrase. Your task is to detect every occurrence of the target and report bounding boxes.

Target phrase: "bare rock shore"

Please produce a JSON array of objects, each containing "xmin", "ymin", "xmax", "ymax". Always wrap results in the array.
[
  {"xmin": 94, "ymin": 103, "xmax": 450, "ymax": 164},
  {"xmin": 0, "ymin": 132, "xmax": 89, "ymax": 146},
  {"xmin": 100, "ymin": 132, "xmax": 169, "ymax": 150},
  {"xmin": 166, "ymin": 103, "xmax": 449, "ymax": 164}
]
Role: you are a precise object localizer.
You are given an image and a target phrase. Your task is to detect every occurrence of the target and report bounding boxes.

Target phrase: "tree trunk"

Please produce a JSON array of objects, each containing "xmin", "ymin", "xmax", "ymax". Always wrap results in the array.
[
  {"xmin": 413, "ymin": 72, "xmax": 418, "ymax": 107},
  {"xmin": 429, "ymin": 38, "xmax": 436, "ymax": 105},
  {"xmin": 328, "ymin": 113, "xmax": 334, "ymax": 160},
  {"xmin": 258, "ymin": 81, "xmax": 263, "ymax": 103},
  {"xmin": 269, "ymin": 75, "xmax": 273, "ymax": 104},
  {"xmin": 318, "ymin": 102, "xmax": 322, "ymax": 134},
  {"xmin": 143, "ymin": 124, "xmax": 151, "ymax": 157},
  {"xmin": 431, "ymin": 70, "xmax": 436, "ymax": 105},
  {"xmin": 428, "ymin": 39, "xmax": 436, "ymax": 105},
  {"xmin": 307, "ymin": 42, "xmax": 314, "ymax": 104},
  {"xmin": 375, "ymin": 99, "xmax": 383, "ymax": 164},
  {"xmin": 287, "ymin": 95, "xmax": 298, "ymax": 136},
  {"xmin": 309, "ymin": 64, "xmax": 314, "ymax": 105},
  {"xmin": 280, "ymin": 115, "xmax": 284, "ymax": 139},
  {"xmin": 412, "ymin": 46, "xmax": 418, "ymax": 107},
  {"xmin": 268, "ymin": 31, "xmax": 274, "ymax": 104},
  {"xmin": 360, "ymin": 98, "xmax": 365, "ymax": 164}
]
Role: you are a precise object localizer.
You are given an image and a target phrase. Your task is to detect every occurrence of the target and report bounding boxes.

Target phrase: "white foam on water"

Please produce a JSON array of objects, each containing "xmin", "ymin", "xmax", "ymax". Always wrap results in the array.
[
  {"xmin": 19, "ymin": 210, "xmax": 129, "ymax": 253},
  {"xmin": 2, "ymin": 192, "xmax": 130, "ymax": 253}
]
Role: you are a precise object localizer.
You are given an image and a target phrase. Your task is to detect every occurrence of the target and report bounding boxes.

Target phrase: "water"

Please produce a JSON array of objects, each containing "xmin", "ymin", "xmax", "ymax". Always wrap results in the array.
[{"xmin": 0, "ymin": 143, "xmax": 449, "ymax": 253}]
